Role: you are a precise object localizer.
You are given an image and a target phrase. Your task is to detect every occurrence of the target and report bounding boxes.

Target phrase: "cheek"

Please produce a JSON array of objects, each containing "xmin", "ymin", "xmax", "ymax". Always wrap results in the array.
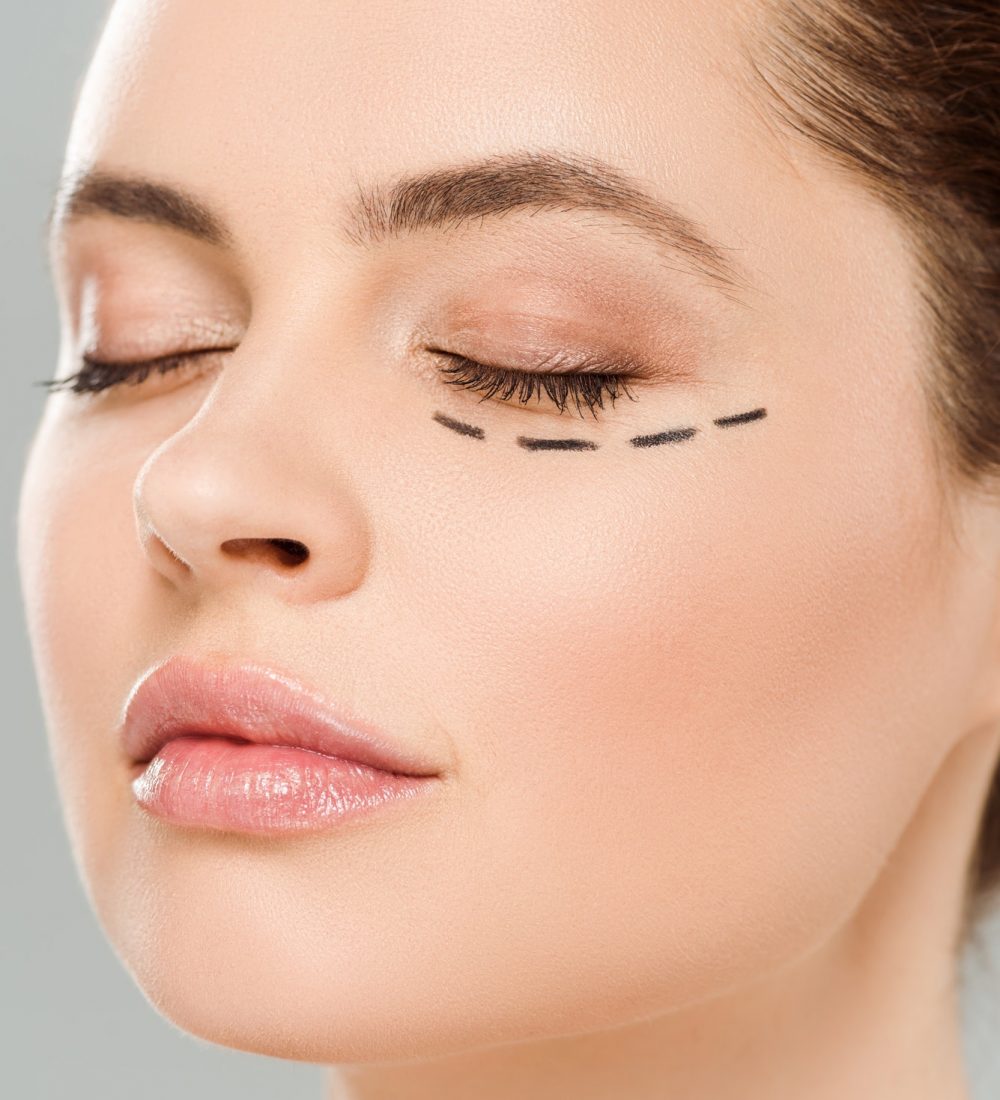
[
  {"xmin": 18, "ymin": 415, "xmax": 153, "ymax": 898},
  {"xmin": 404, "ymin": 393, "xmax": 983, "ymax": 1020}
]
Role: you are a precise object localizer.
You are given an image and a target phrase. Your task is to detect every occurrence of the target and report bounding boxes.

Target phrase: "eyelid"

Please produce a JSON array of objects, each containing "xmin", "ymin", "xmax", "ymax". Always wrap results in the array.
[
  {"xmin": 426, "ymin": 344, "xmax": 642, "ymax": 377},
  {"xmin": 82, "ymin": 347, "xmax": 221, "ymax": 369}
]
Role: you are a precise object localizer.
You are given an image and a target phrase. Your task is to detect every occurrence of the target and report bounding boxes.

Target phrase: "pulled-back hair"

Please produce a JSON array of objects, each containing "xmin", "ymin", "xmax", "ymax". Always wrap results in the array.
[{"xmin": 743, "ymin": 2, "xmax": 1000, "ymax": 939}]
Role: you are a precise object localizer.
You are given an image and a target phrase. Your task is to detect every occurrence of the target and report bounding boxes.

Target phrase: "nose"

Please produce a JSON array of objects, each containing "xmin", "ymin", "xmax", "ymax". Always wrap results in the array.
[{"xmin": 133, "ymin": 368, "xmax": 372, "ymax": 605}]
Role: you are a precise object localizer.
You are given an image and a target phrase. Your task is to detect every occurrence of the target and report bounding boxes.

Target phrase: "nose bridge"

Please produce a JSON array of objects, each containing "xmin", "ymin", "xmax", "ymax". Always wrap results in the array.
[{"xmin": 133, "ymin": 325, "xmax": 373, "ymax": 603}]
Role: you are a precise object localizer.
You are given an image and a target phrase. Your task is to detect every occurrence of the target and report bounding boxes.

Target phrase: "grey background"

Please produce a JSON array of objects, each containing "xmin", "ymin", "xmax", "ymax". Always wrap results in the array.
[
  {"xmin": 2, "ymin": 4, "xmax": 998, "ymax": 1098},
  {"xmin": 1, "ymin": 3, "xmax": 319, "ymax": 1097}
]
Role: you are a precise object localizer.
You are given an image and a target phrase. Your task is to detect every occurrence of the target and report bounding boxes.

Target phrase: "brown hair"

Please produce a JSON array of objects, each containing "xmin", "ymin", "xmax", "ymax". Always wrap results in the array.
[{"xmin": 741, "ymin": 1, "xmax": 1000, "ymax": 938}]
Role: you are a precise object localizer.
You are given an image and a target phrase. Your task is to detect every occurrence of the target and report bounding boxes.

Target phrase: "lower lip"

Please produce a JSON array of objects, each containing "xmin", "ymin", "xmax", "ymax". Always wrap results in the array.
[{"xmin": 130, "ymin": 735, "xmax": 439, "ymax": 835}]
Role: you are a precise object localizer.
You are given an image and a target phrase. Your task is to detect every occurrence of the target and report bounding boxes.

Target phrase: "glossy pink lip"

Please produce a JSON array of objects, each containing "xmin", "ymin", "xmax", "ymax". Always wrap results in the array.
[
  {"xmin": 120, "ymin": 657, "xmax": 444, "ymax": 834},
  {"xmin": 119, "ymin": 656, "xmax": 441, "ymax": 779}
]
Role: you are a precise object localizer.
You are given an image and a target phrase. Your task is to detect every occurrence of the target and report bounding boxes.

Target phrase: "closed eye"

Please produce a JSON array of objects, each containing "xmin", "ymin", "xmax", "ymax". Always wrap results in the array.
[
  {"xmin": 35, "ymin": 347, "xmax": 232, "ymax": 396},
  {"xmin": 428, "ymin": 349, "xmax": 641, "ymax": 420},
  {"xmin": 36, "ymin": 343, "xmax": 645, "ymax": 423}
]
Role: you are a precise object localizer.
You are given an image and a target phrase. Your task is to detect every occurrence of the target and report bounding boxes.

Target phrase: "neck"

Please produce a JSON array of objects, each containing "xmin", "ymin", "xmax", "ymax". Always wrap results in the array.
[{"xmin": 326, "ymin": 721, "xmax": 1000, "ymax": 1100}]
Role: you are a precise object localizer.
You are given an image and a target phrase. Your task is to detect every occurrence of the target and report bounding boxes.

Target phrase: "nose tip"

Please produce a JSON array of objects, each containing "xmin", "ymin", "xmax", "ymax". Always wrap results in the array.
[
  {"xmin": 221, "ymin": 537, "xmax": 310, "ymax": 569},
  {"xmin": 129, "ymin": 373, "xmax": 372, "ymax": 603}
]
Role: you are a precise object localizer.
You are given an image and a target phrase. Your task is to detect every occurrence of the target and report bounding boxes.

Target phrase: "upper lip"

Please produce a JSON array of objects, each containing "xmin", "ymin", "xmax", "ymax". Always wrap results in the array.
[{"xmin": 119, "ymin": 656, "xmax": 441, "ymax": 778}]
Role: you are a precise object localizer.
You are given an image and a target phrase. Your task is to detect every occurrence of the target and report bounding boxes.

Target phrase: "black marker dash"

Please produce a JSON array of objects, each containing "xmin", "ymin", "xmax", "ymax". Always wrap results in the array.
[
  {"xmin": 517, "ymin": 436, "xmax": 600, "ymax": 451},
  {"xmin": 629, "ymin": 426, "xmax": 698, "ymax": 448},
  {"xmin": 433, "ymin": 411, "xmax": 485, "ymax": 439},
  {"xmin": 713, "ymin": 407, "xmax": 767, "ymax": 428}
]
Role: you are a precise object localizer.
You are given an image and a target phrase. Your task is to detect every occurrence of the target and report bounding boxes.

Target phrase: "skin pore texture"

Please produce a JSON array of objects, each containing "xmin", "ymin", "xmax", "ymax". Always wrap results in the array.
[{"xmin": 15, "ymin": 0, "xmax": 1000, "ymax": 1097}]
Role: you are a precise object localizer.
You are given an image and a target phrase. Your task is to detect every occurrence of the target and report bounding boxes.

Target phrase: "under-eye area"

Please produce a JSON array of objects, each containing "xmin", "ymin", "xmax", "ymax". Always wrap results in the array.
[
  {"xmin": 631, "ymin": 407, "xmax": 767, "ymax": 447},
  {"xmin": 714, "ymin": 407, "xmax": 767, "ymax": 427},
  {"xmin": 517, "ymin": 436, "xmax": 601, "ymax": 451},
  {"xmin": 431, "ymin": 406, "xmax": 767, "ymax": 450},
  {"xmin": 629, "ymin": 426, "xmax": 699, "ymax": 448},
  {"xmin": 431, "ymin": 411, "xmax": 486, "ymax": 439}
]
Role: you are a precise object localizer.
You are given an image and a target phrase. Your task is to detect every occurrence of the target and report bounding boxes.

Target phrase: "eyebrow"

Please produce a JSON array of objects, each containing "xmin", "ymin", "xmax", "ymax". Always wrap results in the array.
[
  {"xmin": 48, "ymin": 169, "xmax": 231, "ymax": 248},
  {"xmin": 47, "ymin": 149, "xmax": 753, "ymax": 304}
]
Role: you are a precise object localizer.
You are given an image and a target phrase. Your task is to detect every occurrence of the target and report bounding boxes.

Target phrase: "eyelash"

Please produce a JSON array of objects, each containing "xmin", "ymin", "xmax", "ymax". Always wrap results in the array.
[
  {"xmin": 36, "ymin": 349, "xmax": 226, "ymax": 396},
  {"xmin": 36, "ymin": 346, "xmax": 641, "ymax": 419},
  {"xmin": 431, "ymin": 350, "xmax": 639, "ymax": 418}
]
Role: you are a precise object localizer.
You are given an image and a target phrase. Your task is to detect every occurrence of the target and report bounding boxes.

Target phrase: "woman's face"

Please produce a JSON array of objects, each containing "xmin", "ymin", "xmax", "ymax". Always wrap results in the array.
[{"xmin": 17, "ymin": 0, "xmax": 1000, "ymax": 1063}]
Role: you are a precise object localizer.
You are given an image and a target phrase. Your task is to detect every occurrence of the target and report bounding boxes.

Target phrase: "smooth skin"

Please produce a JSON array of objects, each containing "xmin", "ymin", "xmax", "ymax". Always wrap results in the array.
[{"xmin": 17, "ymin": 1, "xmax": 1000, "ymax": 1097}]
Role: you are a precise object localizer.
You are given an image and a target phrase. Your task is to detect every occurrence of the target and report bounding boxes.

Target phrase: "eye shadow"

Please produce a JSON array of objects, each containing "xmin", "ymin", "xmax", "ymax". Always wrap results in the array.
[
  {"xmin": 433, "ymin": 411, "xmax": 485, "ymax": 439},
  {"xmin": 629, "ymin": 426, "xmax": 698, "ymax": 448},
  {"xmin": 713, "ymin": 407, "xmax": 767, "ymax": 428}
]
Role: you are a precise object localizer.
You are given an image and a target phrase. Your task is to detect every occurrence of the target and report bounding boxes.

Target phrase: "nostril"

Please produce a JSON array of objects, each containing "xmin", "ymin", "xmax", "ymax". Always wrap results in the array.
[
  {"xmin": 221, "ymin": 537, "xmax": 310, "ymax": 567},
  {"xmin": 270, "ymin": 538, "xmax": 309, "ymax": 566}
]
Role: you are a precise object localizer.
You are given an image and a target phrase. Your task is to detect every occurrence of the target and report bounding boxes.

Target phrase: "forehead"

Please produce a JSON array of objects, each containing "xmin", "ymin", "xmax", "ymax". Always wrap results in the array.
[{"xmin": 65, "ymin": 0, "xmax": 791, "ymax": 241}]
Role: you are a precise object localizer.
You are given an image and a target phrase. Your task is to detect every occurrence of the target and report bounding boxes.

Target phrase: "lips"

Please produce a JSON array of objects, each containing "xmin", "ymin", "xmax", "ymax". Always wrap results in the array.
[{"xmin": 118, "ymin": 655, "xmax": 441, "ymax": 779}]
